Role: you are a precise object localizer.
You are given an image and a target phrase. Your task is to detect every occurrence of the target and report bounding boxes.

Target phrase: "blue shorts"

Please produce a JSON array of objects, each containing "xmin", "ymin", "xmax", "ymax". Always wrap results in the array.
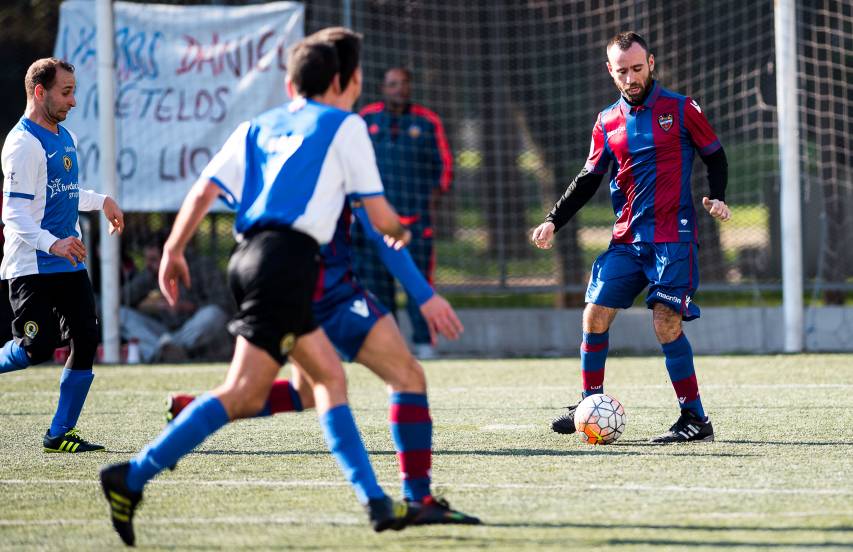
[
  {"xmin": 313, "ymin": 284, "xmax": 389, "ymax": 361},
  {"xmin": 585, "ymin": 242, "xmax": 700, "ymax": 321}
]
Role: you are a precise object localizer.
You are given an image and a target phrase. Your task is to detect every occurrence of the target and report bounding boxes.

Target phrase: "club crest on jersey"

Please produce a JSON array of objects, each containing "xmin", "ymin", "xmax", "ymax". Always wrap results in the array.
[
  {"xmin": 280, "ymin": 333, "xmax": 296, "ymax": 355},
  {"xmin": 408, "ymin": 125, "xmax": 422, "ymax": 139},
  {"xmin": 658, "ymin": 113, "xmax": 674, "ymax": 132},
  {"xmin": 62, "ymin": 155, "xmax": 73, "ymax": 172},
  {"xmin": 24, "ymin": 321, "xmax": 39, "ymax": 339}
]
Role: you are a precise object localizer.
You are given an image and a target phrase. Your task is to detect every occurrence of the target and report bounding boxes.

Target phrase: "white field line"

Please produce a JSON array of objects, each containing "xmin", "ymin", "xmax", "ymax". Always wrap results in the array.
[
  {"xmin": 0, "ymin": 515, "xmax": 361, "ymax": 527},
  {"xmin": 1, "ymin": 479, "xmax": 851, "ymax": 496},
  {"xmin": 2, "ymin": 511, "xmax": 852, "ymax": 527},
  {"xmin": 481, "ymin": 424, "xmax": 539, "ymax": 430},
  {"xmin": 444, "ymin": 384, "xmax": 853, "ymax": 392},
  {"xmin": 1, "ymin": 390, "xmax": 207, "ymax": 397},
  {"xmin": 6, "ymin": 383, "xmax": 853, "ymax": 398}
]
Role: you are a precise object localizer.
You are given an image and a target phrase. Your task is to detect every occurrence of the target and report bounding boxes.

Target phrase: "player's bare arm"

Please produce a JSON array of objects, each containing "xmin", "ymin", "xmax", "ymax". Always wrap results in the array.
[
  {"xmin": 702, "ymin": 197, "xmax": 731, "ymax": 222},
  {"xmin": 49, "ymin": 236, "xmax": 86, "ymax": 267},
  {"xmin": 159, "ymin": 179, "xmax": 221, "ymax": 305},
  {"xmin": 102, "ymin": 196, "xmax": 125, "ymax": 234},
  {"xmin": 361, "ymin": 195, "xmax": 411, "ymax": 248},
  {"xmin": 419, "ymin": 294, "xmax": 464, "ymax": 342}
]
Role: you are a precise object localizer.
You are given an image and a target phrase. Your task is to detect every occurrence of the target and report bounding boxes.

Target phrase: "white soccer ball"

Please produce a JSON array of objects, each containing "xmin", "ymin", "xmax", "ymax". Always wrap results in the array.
[{"xmin": 573, "ymin": 393, "xmax": 626, "ymax": 445}]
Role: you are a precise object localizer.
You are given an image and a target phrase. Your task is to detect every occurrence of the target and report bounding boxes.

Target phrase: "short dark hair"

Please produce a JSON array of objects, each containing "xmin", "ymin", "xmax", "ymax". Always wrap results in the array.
[
  {"xmin": 384, "ymin": 67, "xmax": 412, "ymax": 82},
  {"xmin": 306, "ymin": 27, "xmax": 362, "ymax": 91},
  {"xmin": 25, "ymin": 57, "xmax": 75, "ymax": 99},
  {"xmin": 607, "ymin": 32, "xmax": 650, "ymax": 56},
  {"xmin": 286, "ymin": 40, "xmax": 339, "ymax": 98}
]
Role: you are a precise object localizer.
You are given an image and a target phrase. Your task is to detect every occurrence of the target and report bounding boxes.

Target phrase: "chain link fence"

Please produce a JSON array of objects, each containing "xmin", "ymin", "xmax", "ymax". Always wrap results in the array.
[{"xmin": 0, "ymin": 1, "xmax": 850, "ymax": 349}]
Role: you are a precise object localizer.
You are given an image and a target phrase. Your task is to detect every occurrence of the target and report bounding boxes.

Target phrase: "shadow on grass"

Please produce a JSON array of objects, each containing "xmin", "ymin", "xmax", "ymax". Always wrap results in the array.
[
  {"xmin": 485, "ymin": 521, "xmax": 853, "ymax": 533},
  {"xmin": 404, "ymin": 532, "xmax": 852, "ymax": 551},
  {"xmin": 616, "ymin": 439, "xmax": 853, "ymax": 447},
  {"xmin": 193, "ymin": 447, "xmax": 758, "ymax": 459}
]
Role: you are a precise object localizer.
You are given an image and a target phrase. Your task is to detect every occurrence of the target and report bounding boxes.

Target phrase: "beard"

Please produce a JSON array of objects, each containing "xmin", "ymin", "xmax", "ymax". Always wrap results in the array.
[
  {"xmin": 45, "ymin": 100, "xmax": 68, "ymax": 123},
  {"xmin": 618, "ymin": 74, "xmax": 653, "ymax": 104}
]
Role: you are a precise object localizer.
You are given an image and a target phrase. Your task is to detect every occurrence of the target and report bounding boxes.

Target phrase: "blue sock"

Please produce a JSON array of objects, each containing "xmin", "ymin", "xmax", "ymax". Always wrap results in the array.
[
  {"xmin": 126, "ymin": 394, "xmax": 229, "ymax": 492},
  {"xmin": 581, "ymin": 331, "xmax": 608, "ymax": 398},
  {"xmin": 48, "ymin": 369, "xmax": 94, "ymax": 437},
  {"xmin": 0, "ymin": 340, "xmax": 30, "ymax": 374},
  {"xmin": 320, "ymin": 404, "xmax": 385, "ymax": 504},
  {"xmin": 662, "ymin": 333, "xmax": 706, "ymax": 420},
  {"xmin": 389, "ymin": 392, "xmax": 432, "ymax": 501}
]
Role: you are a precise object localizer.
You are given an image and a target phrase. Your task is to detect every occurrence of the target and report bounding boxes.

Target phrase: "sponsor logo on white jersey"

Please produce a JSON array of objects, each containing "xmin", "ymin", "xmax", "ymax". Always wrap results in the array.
[{"xmin": 46, "ymin": 178, "xmax": 79, "ymax": 199}]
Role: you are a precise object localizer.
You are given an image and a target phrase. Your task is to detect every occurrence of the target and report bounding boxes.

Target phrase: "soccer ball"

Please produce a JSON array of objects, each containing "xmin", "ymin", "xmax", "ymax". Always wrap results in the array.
[{"xmin": 573, "ymin": 394, "xmax": 626, "ymax": 445}]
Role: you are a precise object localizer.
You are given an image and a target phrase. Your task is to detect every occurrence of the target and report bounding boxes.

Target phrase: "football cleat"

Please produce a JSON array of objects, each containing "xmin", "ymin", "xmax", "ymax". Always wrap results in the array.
[
  {"xmin": 407, "ymin": 495, "xmax": 481, "ymax": 525},
  {"xmin": 649, "ymin": 409, "xmax": 715, "ymax": 444},
  {"xmin": 100, "ymin": 462, "xmax": 143, "ymax": 547},
  {"xmin": 365, "ymin": 495, "xmax": 418, "ymax": 532},
  {"xmin": 165, "ymin": 394, "xmax": 194, "ymax": 423},
  {"xmin": 43, "ymin": 428, "xmax": 105, "ymax": 453},
  {"xmin": 164, "ymin": 395, "xmax": 196, "ymax": 471},
  {"xmin": 550, "ymin": 399, "xmax": 582, "ymax": 434}
]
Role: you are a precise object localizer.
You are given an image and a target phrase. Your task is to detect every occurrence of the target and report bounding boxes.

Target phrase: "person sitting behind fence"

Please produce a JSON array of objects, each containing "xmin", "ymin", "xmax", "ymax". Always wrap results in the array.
[{"xmin": 120, "ymin": 239, "xmax": 233, "ymax": 362}]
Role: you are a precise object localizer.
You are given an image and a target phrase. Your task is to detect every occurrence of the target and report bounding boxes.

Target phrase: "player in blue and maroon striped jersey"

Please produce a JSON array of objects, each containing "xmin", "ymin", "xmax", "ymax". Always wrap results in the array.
[
  {"xmin": 167, "ymin": 196, "xmax": 479, "ymax": 526},
  {"xmin": 532, "ymin": 32, "xmax": 731, "ymax": 444}
]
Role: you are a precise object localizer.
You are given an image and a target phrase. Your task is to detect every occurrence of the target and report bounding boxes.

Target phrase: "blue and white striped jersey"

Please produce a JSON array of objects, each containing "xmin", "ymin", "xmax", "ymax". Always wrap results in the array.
[
  {"xmin": 1, "ymin": 117, "xmax": 105, "ymax": 279},
  {"xmin": 200, "ymin": 98, "xmax": 385, "ymax": 245}
]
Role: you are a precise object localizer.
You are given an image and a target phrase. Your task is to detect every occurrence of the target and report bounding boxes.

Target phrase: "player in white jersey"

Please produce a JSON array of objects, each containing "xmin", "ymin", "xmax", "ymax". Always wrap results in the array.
[
  {"xmin": 0, "ymin": 58, "xmax": 124, "ymax": 453},
  {"xmin": 100, "ymin": 30, "xmax": 420, "ymax": 547}
]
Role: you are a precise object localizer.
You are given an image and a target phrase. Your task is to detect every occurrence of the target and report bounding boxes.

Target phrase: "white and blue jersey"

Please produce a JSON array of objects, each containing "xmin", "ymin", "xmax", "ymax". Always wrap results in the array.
[
  {"xmin": 200, "ymin": 98, "xmax": 386, "ymax": 246},
  {"xmin": 1, "ymin": 117, "xmax": 105, "ymax": 279}
]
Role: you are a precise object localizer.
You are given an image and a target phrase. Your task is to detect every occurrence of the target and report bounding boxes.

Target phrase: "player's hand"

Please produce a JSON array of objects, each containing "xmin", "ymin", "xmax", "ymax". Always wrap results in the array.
[
  {"xmin": 419, "ymin": 293, "xmax": 464, "ymax": 344},
  {"xmin": 49, "ymin": 236, "xmax": 87, "ymax": 267},
  {"xmin": 383, "ymin": 228, "xmax": 412, "ymax": 251},
  {"xmin": 158, "ymin": 247, "xmax": 191, "ymax": 307},
  {"xmin": 702, "ymin": 197, "xmax": 731, "ymax": 222},
  {"xmin": 102, "ymin": 197, "xmax": 125, "ymax": 235},
  {"xmin": 531, "ymin": 222, "xmax": 556, "ymax": 249}
]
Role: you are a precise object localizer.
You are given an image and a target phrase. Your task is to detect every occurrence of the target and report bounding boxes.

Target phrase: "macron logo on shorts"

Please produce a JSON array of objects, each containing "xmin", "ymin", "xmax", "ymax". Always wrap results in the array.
[{"xmin": 656, "ymin": 291, "xmax": 682, "ymax": 304}]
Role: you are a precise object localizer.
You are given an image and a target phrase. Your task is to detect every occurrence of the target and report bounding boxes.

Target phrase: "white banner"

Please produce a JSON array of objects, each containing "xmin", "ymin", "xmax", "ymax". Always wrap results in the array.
[{"xmin": 54, "ymin": 0, "xmax": 304, "ymax": 211}]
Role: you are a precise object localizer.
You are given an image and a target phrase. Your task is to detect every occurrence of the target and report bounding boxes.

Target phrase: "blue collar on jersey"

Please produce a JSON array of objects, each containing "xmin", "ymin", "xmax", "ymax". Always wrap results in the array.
[{"xmin": 619, "ymin": 80, "xmax": 662, "ymax": 115}]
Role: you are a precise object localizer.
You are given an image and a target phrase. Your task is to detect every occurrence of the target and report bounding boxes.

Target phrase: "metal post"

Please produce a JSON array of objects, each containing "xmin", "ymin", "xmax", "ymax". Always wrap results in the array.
[
  {"xmin": 774, "ymin": 0, "xmax": 803, "ymax": 352},
  {"xmin": 96, "ymin": 0, "xmax": 121, "ymax": 363},
  {"xmin": 342, "ymin": 0, "xmax": 352, "ymax": 28}
]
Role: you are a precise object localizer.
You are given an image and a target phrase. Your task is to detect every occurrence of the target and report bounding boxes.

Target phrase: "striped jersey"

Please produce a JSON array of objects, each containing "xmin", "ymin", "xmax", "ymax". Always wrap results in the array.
[
  {"xmin": 202, "ymin": 98, "xmax": 385, "ymax": 245},
  {"xmin": 1, "ymin": 117, "xmax": 105, "ymax": 279},
  {"xmin": 585, "ymin": 81, "xmax": 722, "ymax": 243},
  {"xmin": 314, "ymin": 197, "xmax": 433, "ymax": 308}
]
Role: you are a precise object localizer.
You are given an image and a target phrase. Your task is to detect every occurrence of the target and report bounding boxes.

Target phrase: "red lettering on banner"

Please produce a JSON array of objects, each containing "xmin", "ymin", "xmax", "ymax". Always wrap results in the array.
[{"xmin": 176, "ymin": 31, "xmax": 287, "ymax": 77}]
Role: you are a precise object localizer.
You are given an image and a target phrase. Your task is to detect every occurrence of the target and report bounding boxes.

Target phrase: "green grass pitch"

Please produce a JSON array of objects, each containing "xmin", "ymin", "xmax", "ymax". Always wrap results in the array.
[{"xmin": 1, "ymin": 355, "xmax": 852, "ymax": 551}]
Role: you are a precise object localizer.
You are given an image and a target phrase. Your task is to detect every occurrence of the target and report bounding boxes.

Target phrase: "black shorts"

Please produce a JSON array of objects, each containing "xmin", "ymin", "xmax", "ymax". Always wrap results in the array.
[
  {"xmin": 8, "ymin": 270, "xmax": 99, "ymax": 365},
  {"xmin": 227, "ymin": 227, "xmax": 320, "ymax": 364}
]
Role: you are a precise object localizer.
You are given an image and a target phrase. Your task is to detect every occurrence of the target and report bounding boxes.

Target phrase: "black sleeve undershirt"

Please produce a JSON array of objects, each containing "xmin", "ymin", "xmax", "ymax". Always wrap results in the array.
[
  {"xmin": 700, "ymin": 146, "xmax": 728, "ymax": 203},
  {"xmin": 544, "ymin": 146, "xmax": 728, "ymax": 232},
  {"xmin": 544, "ymin": 168, "xmax": 604, "ymax": 233}
]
